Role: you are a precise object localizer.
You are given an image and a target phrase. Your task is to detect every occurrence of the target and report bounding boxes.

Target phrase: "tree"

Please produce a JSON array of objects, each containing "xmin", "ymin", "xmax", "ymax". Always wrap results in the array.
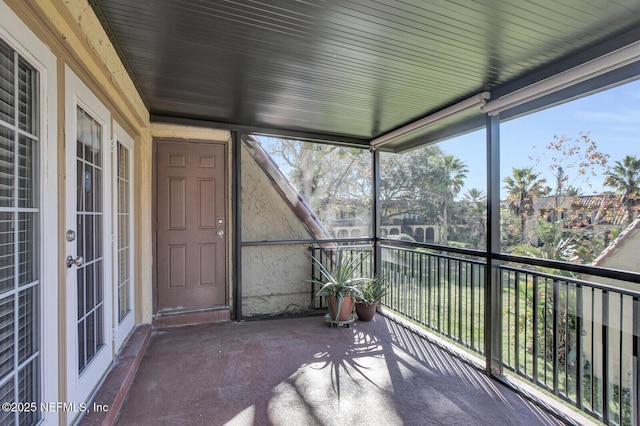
[
  {"xmin": 434, "ymin": 155, "xmax": 468, "ymax": 244},
  {"xmin": 380, "ymin": 145, "xmax": 443, "ymax": 228},
  {"xmin": 604, "ymin": 155, "xmax": 640, "ymax": 223},
  {"xmin": 381, "ymin": 147, "xmax": 472, "ymax": 245},
  {"xmin": 463, "ymin": 188, "xmax": 486, "ymax": 249},
  {"xmin": 264, "ymin": 138, "xmax": 371, "ymax": 232},
  {"xmin": 503, "ymin": 167, "xmax": 546, "ymax": 243},
  {"xmin": 528, "ymin": 132, "xmax": 608, "ymax": 241},
  {"xmin": 517, "ymin": 218, "xmax": 603, "ymax": 266},
  {"xmin": 530, "ymin": 131, "xmax": 609, "ymax": 196},
  {"xmin": 500, "ymin": 209, "xmax": 523, "ymax": 250},
  {"xmin": 379, "ymin": 154, "xmax": 411, "ymax": 220}
]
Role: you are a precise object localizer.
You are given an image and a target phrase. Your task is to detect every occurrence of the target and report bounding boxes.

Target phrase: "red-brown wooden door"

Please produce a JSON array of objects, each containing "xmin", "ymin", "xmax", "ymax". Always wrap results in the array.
[{"xmin": 156, "ymin": 140, "xmax": 227, "ymax": 312}]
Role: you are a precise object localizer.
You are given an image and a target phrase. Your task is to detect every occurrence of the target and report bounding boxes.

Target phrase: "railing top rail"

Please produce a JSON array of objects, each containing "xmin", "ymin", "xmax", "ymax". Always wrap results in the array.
[
  {"xmin": 495, "ymin": 252, "xmax": 640, "ymax": 284},
  {"xmin": 379, "ymin": 243, "xmax": 486, "ymax": 264},
  {"xmin": 378, "ymin": 238, "xmax": 487, "ymax": 258},
  {"xmin": 499, "ymin": 264, "xmax": 640, "ymax": 298},
  {"xmin": 242, "ymin": 237, "xmax": 374, "ymax": 247},
  {"xmin": 311, "ymin": 245, "xmax": 374, "ymax": 251}
]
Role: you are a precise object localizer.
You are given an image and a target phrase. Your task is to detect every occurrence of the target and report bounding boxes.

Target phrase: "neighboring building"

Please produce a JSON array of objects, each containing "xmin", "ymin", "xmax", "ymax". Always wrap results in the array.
[
  {"xmin": 327, "ymin": 199, "xmax": 441, "ymax": 243},
  {"xmin": 329, "ymin": 212, "xmax": 370, "ymax": 239},
  {"xmin": 580, "ymin": 216, "xmax": 640, "ymax": 393},
  {"xmin": 380, "ymin": 212, "xmax": 440, "ymax": 243},
  {"xmin": 524, "ymin": 194, "xmax": 631, "ymax": 245}
]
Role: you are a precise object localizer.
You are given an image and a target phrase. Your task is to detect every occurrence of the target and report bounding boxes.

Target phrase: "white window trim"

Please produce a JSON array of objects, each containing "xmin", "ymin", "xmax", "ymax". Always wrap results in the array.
[{"xmin": 0, "ymin": 2, "xmax": 58, "ymax": 425}]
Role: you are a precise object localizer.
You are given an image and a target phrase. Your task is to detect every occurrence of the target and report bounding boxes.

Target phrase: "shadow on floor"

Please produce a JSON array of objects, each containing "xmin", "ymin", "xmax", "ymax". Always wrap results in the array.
[{"xmin": 116, "ymin": 315, "xmax": 564, "ymax": 425}]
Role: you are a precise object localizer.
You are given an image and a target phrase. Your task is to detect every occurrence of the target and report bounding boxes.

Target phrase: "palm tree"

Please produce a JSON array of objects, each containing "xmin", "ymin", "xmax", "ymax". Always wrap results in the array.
[
  {"xmin": 464, "ymin": 188, "xmax": 485, "ymax": 202},
  {"xmin": 464, "ymin": 188, "xmax": 486, "ymax": 248},
  {"xmin": 503, "ymin": 167, "xmax": 547, "ymax": 243},
  {"xmin": 604, "ymin": 155, "xmax": 640, "ymax": 223},
  {"xmin": 436, "ymin": 155, "xmax": 467, "ymax": 244}
]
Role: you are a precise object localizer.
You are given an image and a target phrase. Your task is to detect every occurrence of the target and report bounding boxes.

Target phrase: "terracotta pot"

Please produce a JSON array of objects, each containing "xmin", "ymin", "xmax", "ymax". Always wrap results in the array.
[
  {"xmin": 327, "ymin": 296, "xmax": 354, "ymax": 321},
  {"xmin": 355, "ymin": 302, "xmax": 377, "ymax": 322}
]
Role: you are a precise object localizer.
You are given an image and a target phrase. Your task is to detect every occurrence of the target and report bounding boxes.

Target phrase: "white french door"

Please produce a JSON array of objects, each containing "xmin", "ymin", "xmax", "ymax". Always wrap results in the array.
[
  {"xmin": 65, "ymin": 67, "xmax": 113, "ymax": 407},
  {"xmin": 112, "ymin": 121, "xmax": 134, "ymax": 350},
  {"xmin": 0, "ymin": 3, "xmax": 58, "ymax": 424}
]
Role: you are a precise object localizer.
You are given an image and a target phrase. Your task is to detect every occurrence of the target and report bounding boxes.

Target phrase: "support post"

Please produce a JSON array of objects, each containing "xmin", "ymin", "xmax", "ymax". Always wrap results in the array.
[
  {"xmin": 485, "ymin": 114, "xmax": 502, "ymax": 376},
  {"xmin": 633, "ymin": 297, "xmax": 639, "ymax": 426},
  {"xmin": 232, "ymin": 131, "xmax": 242, "ymax": 321},
  {"xmin": 373, "ymin": 149, "xmax": 381, "ymax": 279}
]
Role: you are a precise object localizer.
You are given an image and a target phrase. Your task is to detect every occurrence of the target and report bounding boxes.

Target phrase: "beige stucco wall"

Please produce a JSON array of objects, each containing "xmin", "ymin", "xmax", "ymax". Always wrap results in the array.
[
  {"xmin": 241, "ymin": 144, "xmax": 314, "ymax": 316},
  {"xmin": 591, "ymin": 224, "xmax": 640, "ymax": 284},
  {"xmin": 581, "ymin": 225, "xmax": 640, "ymax": 391},
  {"xmin": 151, "ymin": 124, "xmax": 231, "ymax": 143}
]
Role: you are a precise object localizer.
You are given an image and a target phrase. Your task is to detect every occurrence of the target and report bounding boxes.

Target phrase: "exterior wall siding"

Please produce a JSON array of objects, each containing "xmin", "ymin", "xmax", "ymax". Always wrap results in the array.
[{"xmin": 581, "ymin": 220, "xmax": 640, "ymax": 389}]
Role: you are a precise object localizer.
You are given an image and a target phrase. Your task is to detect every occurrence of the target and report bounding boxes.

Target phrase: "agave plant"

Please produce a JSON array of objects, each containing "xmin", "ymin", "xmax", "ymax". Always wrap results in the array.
[
  {"xmin": 309, "ymin": 249, "xmax": 370, "ymax": 321},
  {"xmin": 354, "ymin": 276, "xmax": 388, "ymax": 305}
]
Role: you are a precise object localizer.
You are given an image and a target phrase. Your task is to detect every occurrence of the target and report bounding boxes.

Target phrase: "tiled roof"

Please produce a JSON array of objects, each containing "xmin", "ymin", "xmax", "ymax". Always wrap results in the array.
[{"xmin": 570, "ymin": 194, "xmax": 629, "ymax": 226}]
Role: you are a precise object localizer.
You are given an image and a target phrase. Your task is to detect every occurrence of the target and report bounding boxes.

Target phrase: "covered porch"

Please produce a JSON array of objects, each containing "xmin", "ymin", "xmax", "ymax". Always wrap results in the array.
[
  {"xmin": 93, "ymin": 315, "xmax": 568, "ymax": 425},
  {"xmin": 1, "ymin": 0, "xmax": 640, "ymax": 425}
]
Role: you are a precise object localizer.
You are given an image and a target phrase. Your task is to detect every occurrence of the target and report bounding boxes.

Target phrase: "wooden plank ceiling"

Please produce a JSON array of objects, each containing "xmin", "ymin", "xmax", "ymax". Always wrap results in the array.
[{"xmin": 90, "ymin": 0, "xmax": 640, "ymax": 150}]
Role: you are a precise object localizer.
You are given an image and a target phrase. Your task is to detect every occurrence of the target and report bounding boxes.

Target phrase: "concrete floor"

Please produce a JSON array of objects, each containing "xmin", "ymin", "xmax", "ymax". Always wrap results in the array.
[{"xmin": 117, "ymin": 315, "xmax": 566, "ymax": 425}]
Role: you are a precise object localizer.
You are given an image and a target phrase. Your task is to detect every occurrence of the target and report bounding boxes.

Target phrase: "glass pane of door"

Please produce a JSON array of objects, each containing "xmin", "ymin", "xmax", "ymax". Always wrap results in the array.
[
  {"xmin": 0, "ymin": 40, "xmax": 40, "ymax": 425},
  {"xmin": 76, "ymin": 107, "xmax": 104, "ymax": 373},
  {"xmin": 117, "ymin": 143, "xmax": 131, "ymax": 322}
]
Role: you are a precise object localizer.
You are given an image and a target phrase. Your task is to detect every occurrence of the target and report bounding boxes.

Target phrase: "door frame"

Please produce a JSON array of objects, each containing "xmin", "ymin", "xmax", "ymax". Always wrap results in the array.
[
  {"xmin": 64, "ymin": 65, "xmax": 114, "ymax": 407},
  {"xmin": 152, "ymin": 137, "xmax": 229, "ymax": 315}
]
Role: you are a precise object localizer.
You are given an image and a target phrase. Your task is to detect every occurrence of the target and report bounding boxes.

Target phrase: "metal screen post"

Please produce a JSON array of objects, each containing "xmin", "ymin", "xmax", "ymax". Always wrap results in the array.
[
  {"xmin": 373, "ymin": 149, "xmax": 381, "ymax": 280},
  {"xmin": 232, "ymin": 131, "xmax": 242, "ymax": 321},
  {"xmin": 602, "ymin": 290, "xmax": 609, "ymax": 424},
  {"xmin": 633, "ymin": 297, "xmax": 639, "ymax": 425},
  {"xmin": 485, "ymin": 114, "xmax": 502, "ymax": 376}
]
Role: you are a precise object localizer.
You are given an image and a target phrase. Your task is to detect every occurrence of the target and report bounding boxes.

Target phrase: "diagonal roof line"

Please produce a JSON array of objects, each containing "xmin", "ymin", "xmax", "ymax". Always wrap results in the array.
[
  {"xmin": 591, "ymin": 214, "xmax": 640, "ymax": 266},
  {"xmin": 242, "ymin": 135, "xmax": 333, "ymax": 242}
]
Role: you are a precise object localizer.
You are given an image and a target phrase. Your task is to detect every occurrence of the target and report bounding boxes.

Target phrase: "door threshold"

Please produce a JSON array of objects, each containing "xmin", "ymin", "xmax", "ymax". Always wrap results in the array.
[
  {"xmin": 78, "ymin": 324, "xmax": 152, "ymax": 426},
  {"xmin": 153, "ymin": 307, "xmax": 230, "ymax": 328}
]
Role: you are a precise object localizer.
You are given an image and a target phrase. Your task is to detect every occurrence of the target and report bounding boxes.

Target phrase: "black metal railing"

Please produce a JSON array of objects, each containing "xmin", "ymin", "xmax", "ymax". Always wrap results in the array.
[
  {"xmin": 500, "ymin": 265, "xmax": 639, "ymax": 425},
  {"xmin": 379, "ymin": 244, "xmax": 486, "ymax": 355},
  {"xmin": 308, "ymin": 242, "xmax": 640, "ymax": 425},
  {"xmin": 309, "ymin": 241, "xmax": 373, "ymax": 310}
]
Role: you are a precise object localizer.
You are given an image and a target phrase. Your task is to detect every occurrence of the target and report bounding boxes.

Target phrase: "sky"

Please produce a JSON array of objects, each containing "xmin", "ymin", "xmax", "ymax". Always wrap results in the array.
[
  {"xmin": 260, "ymin": 77, "xmax": 640, "ymax": 201},
  {"xmin": 441, "ymin": 78, "xmax": 640, "ymax": 199}
]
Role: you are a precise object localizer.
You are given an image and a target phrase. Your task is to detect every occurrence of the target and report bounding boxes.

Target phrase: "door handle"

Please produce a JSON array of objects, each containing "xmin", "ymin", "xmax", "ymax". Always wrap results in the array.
[
  {"xmin": 217, "ymin": 229, "xmax": 224, "ymax": 238},
  {"xmin": 66, "ymin": 255, "xmax": 84, "ymax": 268}
]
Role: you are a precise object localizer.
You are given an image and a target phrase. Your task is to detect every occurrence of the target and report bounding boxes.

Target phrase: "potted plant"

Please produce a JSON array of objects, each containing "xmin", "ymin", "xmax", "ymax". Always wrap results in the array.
[
  {"xmin": 310, "ymin": 250, "xmax": 369, "ymax": 323},
  {"xmin": 354, "ymin": 277, "xmax": 387, "ymax": 321}
]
